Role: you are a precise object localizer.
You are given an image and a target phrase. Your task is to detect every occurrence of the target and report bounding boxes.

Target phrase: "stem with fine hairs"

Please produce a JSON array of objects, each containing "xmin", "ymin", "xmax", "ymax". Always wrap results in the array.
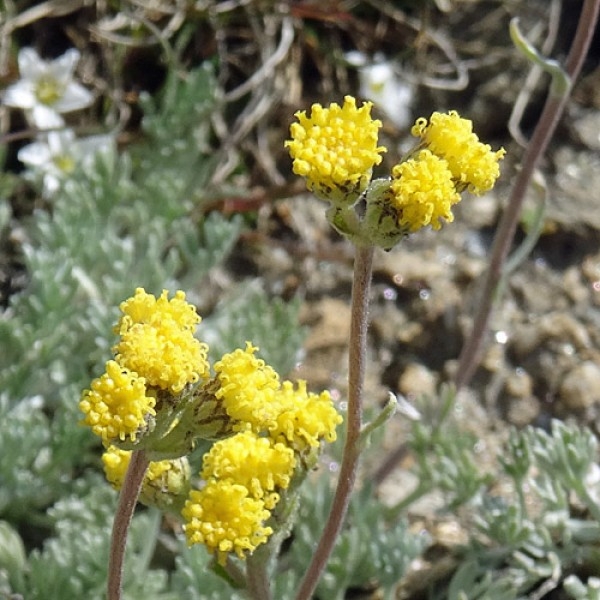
[
  {"xmin": 294, "ymin": 243, "xmax": 374, "ymax": 600},
  {"xmin": 454, "ymin": 0, "xmax": 600, "ymax": 390},
  {"xmin": 107, "ymin": 450, "xmax": 149, "ymax": 600},
  {"xmin": 372, "ymin": 0, "xmax": 600, "ymax": 489}
]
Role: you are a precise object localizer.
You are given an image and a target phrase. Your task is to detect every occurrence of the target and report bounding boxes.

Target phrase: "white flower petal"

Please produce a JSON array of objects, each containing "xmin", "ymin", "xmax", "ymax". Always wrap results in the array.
[
  {"xmin": 3, "ymin": 81, "xmax": 36, "ymax": 109},
  {"xmin": 345, "ymin": 50, "xmax": 368, "ymax": 67},
  {"xmin": 54, "ymin": 82, "xmax": 93, "ymax": 112},
  {"xmin": 30, "ymin": 105, "xmax": 65, "ymax": 129},
  {"xmin": 47, "ymin": 129, "xmax": 76, "ymax": 154},
  {"xmin": 17, "ymin": 48, "xmax": 45, "ymax": 79},
  {"xmin": 18, "ymin": 140, "xmax": 53, "ymax": 167},
  {"xmin": 43, "ymin": 173, "xmax": 63, "ymax": 196},
  {"xmin": 50, "ymin": 48, "xmax": 81, "ymax": 80},
  {"xmin": 357, "ymin": 62, "xmax": 414, "ymax": 129}
]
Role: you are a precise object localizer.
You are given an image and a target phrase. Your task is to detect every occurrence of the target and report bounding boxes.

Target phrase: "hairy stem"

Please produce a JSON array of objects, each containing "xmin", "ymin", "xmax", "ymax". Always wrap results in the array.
[
  {"xmin": 107, "ymin": 450, "xmax": 149, "ymax": 600},
  {"xmin": 295, "ymin": 244, "xmax": 374, "ymax": 600},
  {"xmin": 454, "ymin": 0, "xmax": 600, "ymax": 390},
  {"xmin": 245, "ymin": 546, "xmax": 272, "ymax": 600}
]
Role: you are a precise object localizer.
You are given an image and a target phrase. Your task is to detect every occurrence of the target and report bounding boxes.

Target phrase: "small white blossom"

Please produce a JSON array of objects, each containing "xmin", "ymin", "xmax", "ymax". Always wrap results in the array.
[
  {"xmin": 345, "ymin": 51, "xmax": 414, "ymax": 129},
  {"xmin": 18, "ymin": 129, "xmax": 114, "ymax": 197},
  {"xmin": 3, "ymin": 48, "xmax": 93, "ymax": 129}
]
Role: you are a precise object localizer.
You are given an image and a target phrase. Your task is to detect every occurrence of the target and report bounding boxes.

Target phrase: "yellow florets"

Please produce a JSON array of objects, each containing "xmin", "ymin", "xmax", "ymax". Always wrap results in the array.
[
  {"xmin": 285, "ymin": 99, "xmax": 506, "ymax": 249},
  {"xmin": 115, "ymin": 321, "xmax": 208, "ymax": 394},
  {"xmin": 79, "ymin": 360, "xmax": 156, "ymax": 442},
  {"xmin": 182, "ymin": 480, "xmax": 273, "ymax": 565},
  {"xmin": 201, "ymin": 431, "xmax": 296, "ymax": 508},
  {"xmin": 116, "ymin": 288, "xmax": 201, "ymax": 333},
  {"xmin": 389, "ymin": 149, "xmax": 461, "ymax": 233},
  {"xmin": 285, "ymin": 95, "xmax": 386, "ymax": 204},
  {"xmin": 182, "ymin": 345, "xmax": 342, "ymax": 562},
  {"xmin": 411, "ymin": 111, "xmax": 505, "ymax": 194},
  {"xmin": 214, "ymin": 344, "xmax": 343, "ymax": 449},
  {"xmin": 114, "ymin": 288, "xmax": 209, "ymax": 393},
  {"xmin": 270, "ymin": 380, "xmax": 343, "ymax": 451},
  {"xmin": 214, "ymin": 343, "xmax": 281, "ymax": 429}
]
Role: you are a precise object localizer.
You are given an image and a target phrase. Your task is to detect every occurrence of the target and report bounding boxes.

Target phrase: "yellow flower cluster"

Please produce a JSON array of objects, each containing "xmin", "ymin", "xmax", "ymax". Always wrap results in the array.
[
  {"xmin": 215, "ymin": 343, "xmax": 343, "ymax": 450},
  {"xmin": 102, "ymin": 446, "xmax": 190, "ymax": 511},
  {"xmin": 183, "ymin": 343, "xmax": 342, "ymax": 562},
  {"xmin": 79, "ymin": 360, "xmax": 156, "ymax": 442},
  {"xmin": 182, "ymin": 481, "xmax": 273, "ymax": 564},
  {"xmin": 411, "ymin": 111, "xmax": 506, "ymax": 195},
  {"xmin": 114, "ymin": 288, "xmax": 209, "ymax": 393},
  {"xmin": 390, "ymin": 149, "xmax": 460, "ymax": 233},
  {"xmin": 285, "ymin": 96, "xmax": 386, "ymax": 204},
  {"xmin": 269, "ymin": 380, "xmax": 341, "ymax": 450},
  {"xmin": 81, "ymin": 290, "xmax": 342, "ymax": 564},
  {"xmin": 213, "ymin": 343, "xmax": 281, "ymax": 428},
  {"xmin": 182, "ymin": 430, "xmax": 297, "ymax": 563},
  {"xmin": 200, "ymin": 431, "xmax": 296, "ymax": 508},
  {"xmin": 80, "ymin": 288, "xmax": 207, "ymax": 444},
  {"xmin": 286, "ymin": 97, "xmax": 505, "ymax": 245}
]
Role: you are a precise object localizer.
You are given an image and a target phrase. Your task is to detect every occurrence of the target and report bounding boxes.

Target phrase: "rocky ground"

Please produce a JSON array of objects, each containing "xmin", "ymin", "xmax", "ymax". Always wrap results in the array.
[
  {"xmin": 215, "ymin": 4, "xmax": 600, "ymax": 545},
  {"xmin": 236, "ymin": 90, "xmax": 600, "ymax": 440}
]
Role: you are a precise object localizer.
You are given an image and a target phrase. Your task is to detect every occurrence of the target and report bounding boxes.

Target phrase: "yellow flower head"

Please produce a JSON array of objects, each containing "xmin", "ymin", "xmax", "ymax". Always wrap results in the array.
[
  {"xmin": 102, "ymin": 446, "xmax": 191, "ymax": 510},
  {"xmin": 285, "ymin": 95, "xmax": 386, "ymax": 204},
  {"xmin": 116, "ymin": 287, "xmax": 201, "ymax": 333},
  {"xmin": 214, "ymin": 343, "xmax": 281, "ymax": 430},
  {"xmin": 79, "ymin": 360, "xmax": 156, "ymax": 442},
  {"xmin": 182, "ymin": 480, "xmax": 273, "ymax": 564},
  {"xmin": 201, "ymin": 431, "xmax": 296, "ymax": 508},
  {"xmin": 113, "ymin": 288, "xmax": 209, "ymax": 393},
  {"xmin": 389, "ymin": 149, "xmax": 461, "ymax": 233},
  {"xmin": 411, "ymin": 111, "xmax": 505, "ymax": 194},
  {"xmin": 115, "ymin": 322, "xmax": 208, "ymax": 394},
  {"xmin": 269, "ymin": 380, "xmax": 343, "ymax": 451}
]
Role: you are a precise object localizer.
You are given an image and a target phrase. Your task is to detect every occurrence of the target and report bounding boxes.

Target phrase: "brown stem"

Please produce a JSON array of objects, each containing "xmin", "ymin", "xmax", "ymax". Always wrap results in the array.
[
  {"xmin": 107, "ymin": 450, "xmax": 149, "ymax": 600},
  {"xmin": 454, "ymin": 0, "xmax": 600, "ymax": 391},
  {"xmin": 245, "ymin": 548, "xmax": 272, "ymax": 600},
  {"xmin": 294, "ymin": 244, "xmax": 374, "ymax": 600}
]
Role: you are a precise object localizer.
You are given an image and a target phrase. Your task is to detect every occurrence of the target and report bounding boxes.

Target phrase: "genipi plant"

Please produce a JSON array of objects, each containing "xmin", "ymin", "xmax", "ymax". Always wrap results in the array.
[
  {"xmin": 80, "ymin": 80, "xmax": 507, "ymax": 598},
  {"xmin": 2, "ymin": 0, "xmax": 600, "ymax": 598},
  {"xmin": 284, "ymin": 93, "xmax": 505, "ymax": 600},
  {"xmin": 79, "ymin": 288, "xmax": 342, "ymax": 600}
]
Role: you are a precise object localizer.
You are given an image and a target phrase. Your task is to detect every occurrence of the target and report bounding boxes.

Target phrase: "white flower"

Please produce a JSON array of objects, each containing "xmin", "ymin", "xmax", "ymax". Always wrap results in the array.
[
  {"xmin": 18, "ymin": 129, "xmax": 114, "ymax": 197},
  {"xmin": 3, "ymin": 48, "xmax": 93, "ymax": 129},
  {"xmin": 345, "ymin": 51, "xmax": 414, "ymax": 129}
]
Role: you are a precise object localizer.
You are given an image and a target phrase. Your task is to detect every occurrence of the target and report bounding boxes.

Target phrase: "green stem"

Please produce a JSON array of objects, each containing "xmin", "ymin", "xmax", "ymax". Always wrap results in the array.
[
  {"xmin": 107, "ymin": 450, "xmax": 149, "ymax": 600},
  {"xmin": 454, "ymin": 0, "xmax": 600, "ymax": 390},
  {"xmin": 509, "ymin": 18, "xmax": 571, "ymax": 97},
  {"xmin": 294, "ymin": 244, "xmax": 374, "ymax": 600},
  {"xmin": 359, "ymin": 393, "xmax": 397, "ymax": 447},
  {"xmin": 223, "ymin": 556, "xmax": 247, "ymax": 589},
  {"xmin": 246, "ymin": 534, "xmax": 280, "ymax": 600},
  {"xmin": 515, "ymin": 479, "xmax": 527, "ymax": 519},
  {"xmin": 385, "ymin": 482, "xmax": 433, "ymax": 521}
]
